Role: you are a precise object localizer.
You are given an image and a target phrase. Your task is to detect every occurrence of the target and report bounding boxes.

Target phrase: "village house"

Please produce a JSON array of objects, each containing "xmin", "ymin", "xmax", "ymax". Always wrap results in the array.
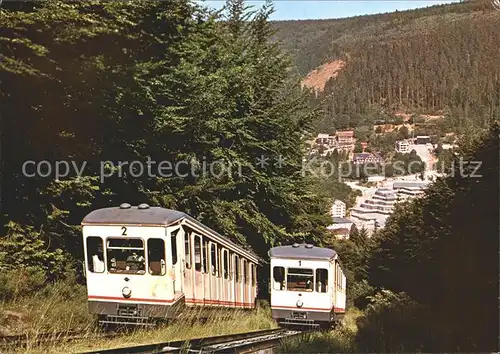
[
  {"xmin": 315, "ymin": 133, "xmax": 336, "ymax": 147},
  {"xmin": 352, "ymin": 153, "xmax": 384, "ymax": 165},
  {"xmin": 330, "ymin": 200, "xmax": 346, "ymax": 218},
  {"xmin": 395, "ymin": 140, "xmax": 410, "ymax": 153},
  {"xmin": 415, "ymin": 135, "xmax": 431, "ymax": 145},
  {"xmin": 327, "ymin": 217, "xmax": 354, "ymax": 240},
  {"xmin": 335, "ymin": 130, "xmax": 355, "ymax": 147}
]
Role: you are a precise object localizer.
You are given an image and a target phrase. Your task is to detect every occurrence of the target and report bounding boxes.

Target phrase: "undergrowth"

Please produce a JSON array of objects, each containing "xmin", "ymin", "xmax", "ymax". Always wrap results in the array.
[{"xmin": 277, "ymin": 307, "xmax": 362, "ymax": 353}]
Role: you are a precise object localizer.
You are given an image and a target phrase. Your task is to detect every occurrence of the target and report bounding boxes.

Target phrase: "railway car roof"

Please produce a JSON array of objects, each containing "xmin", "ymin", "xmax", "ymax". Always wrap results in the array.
[
  {"xmin": 82, "ymin": 205, "xmax": 261, "ymax": 262},
  {"xmin": 82, "ymin": 206, "xmax": 185, "ymax": 226},
  {"xmin": 269, "ymin": 244, "xmax": 337, "ymax": 260}
]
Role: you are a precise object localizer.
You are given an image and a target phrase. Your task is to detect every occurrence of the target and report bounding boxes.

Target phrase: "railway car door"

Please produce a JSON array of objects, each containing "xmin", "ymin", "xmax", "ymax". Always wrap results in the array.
[
  {"xmin": 203, "ymin": 238, "xmax": 210, "ymax": 305},
  {"xmin": 250, "ymin": 263, "xmax": 257, "ymax": 308},
  {"xmin": 334, "ymin": 261, "xmax": 340, "ymax": 311},
  {"xmin": 242, "ymin": 259, "xmax": 249, "ymax": 308},
  {"xmin": 182, "ymin": 227, "xmax": 194, "ymax": 303},
  {"xmin": 222, "ymin": 249, "xmax": 230, "ymax": 306},
  {"xmin": 234, "ymin": 254, "xmax": 241, "ymax": 307},
  {"xmin": 193, "ymin": 234, "xmax": 204, "ymax": 305},
  {"xmin": 330, "ymin": 261, "xmax": 336, "ymax": 310},
  {"xmin": 175, "ymin": 227, "xmax": 185, "ymax": 293},
  {"xmin": 229, "ymin": 252, "xmax": 235, "ymax": 307},
  {"xmin": 209, "ymin": 242, "xmax": 219, "ymax": 305},
  {"xmin": 167, "ymin": 227, "xmax": 183, "ymax": 294}
]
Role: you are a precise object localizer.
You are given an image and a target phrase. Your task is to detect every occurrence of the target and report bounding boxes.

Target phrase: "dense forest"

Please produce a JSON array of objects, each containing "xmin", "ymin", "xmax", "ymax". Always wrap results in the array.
[{"xmin": 273, "ymin": 0, "xmax": 500, "ymax": 132}]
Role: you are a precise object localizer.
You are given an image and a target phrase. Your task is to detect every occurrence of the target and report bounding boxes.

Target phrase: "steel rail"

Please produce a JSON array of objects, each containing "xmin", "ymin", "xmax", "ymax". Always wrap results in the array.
[
  {"xmin": 0, "ymin": 330, "xmax": 118, "ymax": 348},
  {"xmin": 83, "ymin": 328, "xmax": 301, "ymax": 354}
]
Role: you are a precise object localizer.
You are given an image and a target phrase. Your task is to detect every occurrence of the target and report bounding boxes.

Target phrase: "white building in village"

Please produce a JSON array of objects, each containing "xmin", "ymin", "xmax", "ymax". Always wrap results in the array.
[
  {"xmin": 327, "ymin": 217, "xmax": 354, "ymax": 240},
  {"xmin": 350, "ymin": 188, "xmax": 396, "ymax": 235},
  {"xmin": 348, "ymin": 181, "xmax": 431, "ymax": 236},
  {"xmin": 395, "ymin": 140, "xmax": 411, "ymax": 153},
  {"xmin": 330, "ymin": 199, "xmax": 346, "ymax": 218},
  {"xmin": 393, "ymin": 181, "xmax": 429, "ymax": 201}
]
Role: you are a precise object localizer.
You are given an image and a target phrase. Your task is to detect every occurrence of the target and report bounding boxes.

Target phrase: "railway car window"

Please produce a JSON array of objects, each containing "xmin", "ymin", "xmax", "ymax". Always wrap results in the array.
[
  {"xmin": 223, "ymin": 250, "xmax": 229, "ymax": 279},
  {"xmin": 243, "ymin": 260, "xmax": 248, "ymax": 284},
  {"xmin": 202, "ymin": 239, "xmax": 209, "ymax": 273},
  {"xmin": 316, "ymin": 269, "xmax": 328, "ymax": 293},
  {"xmin": 287, "ymin": 268, "xmax": 313, "ymax": 292},
  {"xmin": 147, "ymin": 238, "xmax": 166, "ymax": 276},
  {"xmin": 272, "ymin": 266, "xmax": 285, "ymax": 290},
  {"xmin": 235, "ymin": 255, "xmax": 240, "ymax": 282},
  {"xmin": 217, "ymin": 247, "xmax": 222, "ymax": 278},
  {"xmin": 185, "ymin": 229, "xmax": 191, "ymax": 269},
  {"xmin": 229, "ymin": 253, "xmax": 233, "ymax": 280},
  {"xmin": 194, "ymin": 236, "xmax": 202, "ymax": 272},
  {"xmin": 107, "ymin": 238, "xmax": 146, "ymax": 274},
  {"xmin": 86, "ymin": 237, "xmax": 105, "ymax": 273},
  {"xmin": 210, "ymin": 243, "xmax": 217, "ymax": 276},
  {"xmin": 171, "ymin": 229, "xmax": 178, "ymax": 266}
]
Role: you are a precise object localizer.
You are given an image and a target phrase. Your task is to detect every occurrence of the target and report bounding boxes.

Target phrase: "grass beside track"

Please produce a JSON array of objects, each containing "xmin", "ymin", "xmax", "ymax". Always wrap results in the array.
[
  {"xmin": 12, "ymin": 307, "xmax": 275, "ymax": 354},
  {"xmin": 1, "ymin": 281, "xmax": 276, "ymax": 354},
  {"xmin": 276, "ymin": 307, "xmax": 362, "ymax": 353}
]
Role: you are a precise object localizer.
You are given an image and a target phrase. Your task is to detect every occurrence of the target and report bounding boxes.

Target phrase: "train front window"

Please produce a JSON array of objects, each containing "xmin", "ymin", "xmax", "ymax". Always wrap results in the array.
[
  {"xmin": 107, "ymin": 238, "xmax": 146, "ymax": 274},
  {"xmin": 287, "ymin": 268, "xmax": 313, "ymax": 292},
  {"xmin": 147, "ymin": 238, "xmax": 166, "ymax": 276},
  {"xmin": 316, "ymin": 268, "xmax": 328, "ymax": 293},
  {"xmin": 171, "ymin": 229, "xmax": 178, "ymax": 266},
  {"xmin": 273, "ymin": 266, "xmax": 285, "ymax": 290},
  {"xmin": 86, "ymin": 236, "xmax": 105, "ymax": 273}
]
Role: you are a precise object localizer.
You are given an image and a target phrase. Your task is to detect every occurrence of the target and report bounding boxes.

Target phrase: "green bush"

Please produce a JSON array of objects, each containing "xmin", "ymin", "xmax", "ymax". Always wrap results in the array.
[
  {"xmin": 355, "ymin": 290, "xmax": 435, "ymax": 352},
  {"xmin": 0, "ymin": 222, "xmax": 66, "ymax": 279},
  {"xmin": 0, "ymin": 268, "xmax": 46, "ymax": 301},
  {"xmin": 348, "ymin": 279, "xmax": 375, "ymax": 309}
]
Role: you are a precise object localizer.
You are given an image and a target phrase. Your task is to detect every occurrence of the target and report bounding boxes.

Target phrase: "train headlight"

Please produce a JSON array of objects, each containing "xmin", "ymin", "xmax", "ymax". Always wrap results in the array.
[
  {"xmin": 296, "ymin": 300, "xmax": 303, "ymax": 308},
  {"xmin": 122, "ymin": 286, "xmax": 132, "ymax": 298}
]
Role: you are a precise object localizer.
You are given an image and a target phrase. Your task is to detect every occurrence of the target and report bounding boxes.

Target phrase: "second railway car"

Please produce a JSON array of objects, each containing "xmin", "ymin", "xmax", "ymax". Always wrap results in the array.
[
  {"xmin": 82, "ymin": 203, "xmax": 260, "ymax": 325},
  {"xmin": 269, "ymin": 243, "xmax": 346, "ymax": 328}
]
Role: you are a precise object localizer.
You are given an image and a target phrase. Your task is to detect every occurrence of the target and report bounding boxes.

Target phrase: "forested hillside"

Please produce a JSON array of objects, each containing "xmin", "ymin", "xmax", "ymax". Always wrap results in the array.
[{"xmin": 273, "ymin": 0, "xmax": 500, "ymax": 131}]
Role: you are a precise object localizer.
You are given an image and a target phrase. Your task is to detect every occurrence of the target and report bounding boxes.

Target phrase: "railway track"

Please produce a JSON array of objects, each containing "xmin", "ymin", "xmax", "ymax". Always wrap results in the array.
[
  {"xmin": 0, "ymin": 330, "xmax": 119, "ymax": 349},
  {"xmin": 83, "ymin": 328, "xmax": 302, "ymax": 354}
]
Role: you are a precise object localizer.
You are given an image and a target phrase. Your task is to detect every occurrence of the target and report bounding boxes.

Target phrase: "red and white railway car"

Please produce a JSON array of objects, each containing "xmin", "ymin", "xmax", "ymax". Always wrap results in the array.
[
  {"xmin": 82, "ymin": 203, "xmax": 259, "ymax": 325},
  {"xmin": 269, "ymin": 243, "xmax": 346, "ymax": 328}
]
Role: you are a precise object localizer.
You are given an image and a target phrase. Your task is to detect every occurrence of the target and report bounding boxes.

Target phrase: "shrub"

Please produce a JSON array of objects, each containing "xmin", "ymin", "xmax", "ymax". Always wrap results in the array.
[
  {"xmin": 0, "ymin": 222, "xmax": 66, "ymax": 276},
  {"xmin": 355, "ymin": 290, "xmax": 435, "ymax": 352},
  {"xmin": 0, "ymin": 268, "xmax": 46, "ymax": 301}
]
